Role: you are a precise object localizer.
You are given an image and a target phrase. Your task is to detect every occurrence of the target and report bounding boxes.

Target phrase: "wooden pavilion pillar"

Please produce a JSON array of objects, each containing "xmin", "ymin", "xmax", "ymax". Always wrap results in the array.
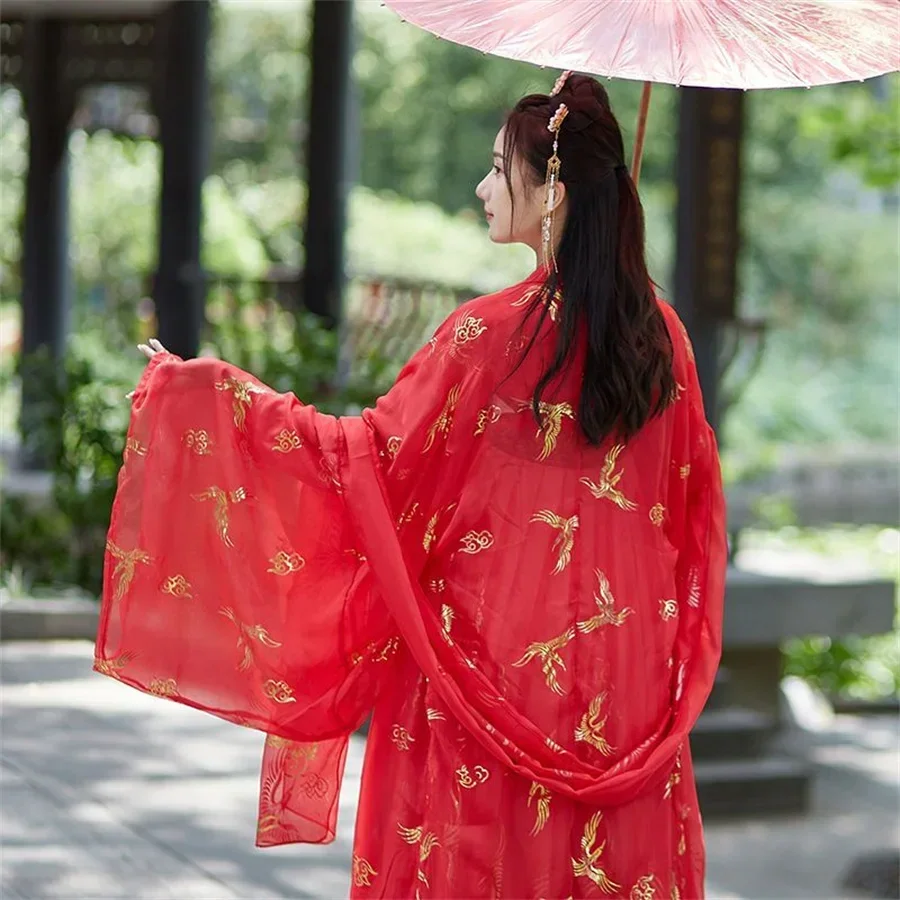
[
  {"xmin": 19, "ymin": 17, "xmax": 73, "ymax": 467},
  {"xmin": 673, "ymin": 88, "xmax": 745, "ymax": 434},
  {"xmin": 301, "ymin": 0, "xmax": 355, "ymax": 327},
  {"xmin": 153, "ymin": 0, "xmax": 211, "ymax": 359}
]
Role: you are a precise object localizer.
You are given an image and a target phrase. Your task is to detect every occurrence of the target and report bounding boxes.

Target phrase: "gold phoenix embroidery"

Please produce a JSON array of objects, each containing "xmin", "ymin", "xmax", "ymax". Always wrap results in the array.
[
  {"xmin": 649, "ymin": 503, "xmax": 666, "ymax": 526},
  {"xmin": 219, "ymin": 606, "xmax": 282, "ymax": 672},
  {"xmin": 679, "ymin": 463, "xmax": 691, "ymax": 479},
  {"xmin": 423, "ymin": 511, "xmax": 440, "ymax": 552},
  {"xmin": 512, "ymin": 625, "xmax": 576, "ymax": 696},
  {"xmin": 631, "ymin": 875, "xmax": 658, "ymax": 900},
  {"xmin": 575, "ymin": 692, "xmax": 616, "ymax": 757},
  {"xmin": 192, "ymin": 486, "xmax": 247, "ymax": 547},
  {"xmin": 124, "ymin": 437, "xmax": 147, "ymax": 458},
  {"xmin": 572, "ymin": 812, "xmax": 621, "ymax": 894},
  {"xmin": 161, "ymin": 574, "xmax": 192, "ymax": 599},
  {"xmin": 351, "ymin": 635, "xmax": 401, "ymax": 666},
  {"xmin": 215, "ymin": 376, "xmax": 268, "ymax": 430},
  {"xmin": 659, "ymin": 598, "xmax": 678, "ymax": 621},
  {"xmin": 671, "ymin": 884, "xmax": 681, "ymax": 900},
  {"xmin": 440, "ymin": 604, "xmax": 454, "ymax": 634},
  {"xmin": 398, "ymin": 502, "xmax": 420, "ymax": 527},
  {"xmin": 577, "ymin": 570, "xmax": 635, "ymax": 634},
  {"xmin": 353, "ymin": 855, "xmax": 378, "ymax": 888},
  {"xmin": 518, "ymin": 400, "xmax": 575, "ymax": 461},
  {"xmin": 375, "ymin": 636, "xmax": 400, "ymax": 661},
  {"xmin": 423, "ymin": 503, "xmax": 456, "ymax": 552},
  {"xmin": 391, "ymin": 724, "xmax": 415, "ymax": 751},
  {"xmin": 460, "ymin": 530, "xmax": 494, "ymax": 554},
  {"xmin": 511, "ymin": 286, "xmax": 562, "ymax": 322},
  {"xmin": 148, "ymin": 677, "xmax": 178, "ymax": 697},
  {"xmin": 676, "ymin": 803, "xmax": 690, "ymax": 855},
  {"xmin": 429, "ymin": 578, "xmax": 446, "ymax": 593},
  {"xmin": 318, "ymin": 456, "xmax": 342, "ymax": 492},
  {"xmin": 263, "ymin": 680, "xmax": 296, "ymax": 704},
  {"xmin": 664, "ymin": 748, "xmax": 683, "ymax": 799},
  {"xmin": 530, "ymin": 510, "xmax": 579, "ymax": 574},
  {"xmin": 265, "ymin": 734, "xmax": 318, "ymax": 767},
  {"xmin": 106, "ymin": 540, "xmax": 150, "ymax": 603},
  {"xmin": 183, "ymin": 429, "xmax": 212, "ymax": 455},
  {"xmin": 580, "ymin": 444, "xmax": 637, "ymax": 510},
  {"xmin": 474, "ymin": 404, "xmax": 502, "ymax": 436},
  {"xmin": 422, "ymin": 383, "xmax": 463, "ymax": 452},
  {"xmin": 267, "ymin": 551, "xmax": 305, "ymax": 575},
  {"xmin": 272, "ymin": 429, "xmax": 302, "ymax": 452},
  {"xmin": 669, "ymin": 381, "xmax": 686, "ymax": 404},
  {"xmin": 398, "ymin": 824, "xmax": 440, "ymax": 894},
  {"xmin": 528, "ymin": 781, "xmax": 551, "ymax": 835},
  {"xmin": 426, "ymin": 708, "xmax": 446, "ymax": 721},
  {"xmin": 456, "ymin": 764, "xmax": 490, "ymax": 789},
  {"xmin": 94, "ymin": 651, "xmax": 135, "ymax": 679}
]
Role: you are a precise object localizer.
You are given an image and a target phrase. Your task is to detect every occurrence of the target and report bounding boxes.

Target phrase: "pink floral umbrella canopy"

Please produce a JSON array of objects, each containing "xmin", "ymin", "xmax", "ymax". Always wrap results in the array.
[
  {"xmin": 383, "ymin": 0, "xmax": 900, "ymax": 90},
  {"xmin": 384, "ymin": 0, "xmax": 899, "ymax": 181}
]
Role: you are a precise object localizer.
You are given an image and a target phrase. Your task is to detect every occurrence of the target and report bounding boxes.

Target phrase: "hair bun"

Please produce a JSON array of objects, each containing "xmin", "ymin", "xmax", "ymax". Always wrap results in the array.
[{"xmin": 552, "ymin": 73, "xmax": 609, "ymax": 133}]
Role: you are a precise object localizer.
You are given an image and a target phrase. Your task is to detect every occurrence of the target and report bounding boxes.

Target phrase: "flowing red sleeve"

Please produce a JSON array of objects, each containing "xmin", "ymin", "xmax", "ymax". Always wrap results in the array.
[{"xmin": 95, "ymin": 309, "xmax": 491, "ymax": 846}]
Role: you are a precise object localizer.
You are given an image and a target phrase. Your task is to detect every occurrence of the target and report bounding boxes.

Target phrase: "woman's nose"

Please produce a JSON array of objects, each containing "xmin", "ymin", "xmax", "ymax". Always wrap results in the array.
[{"xmin": 475, "ymin": 176, "xmax": 488, "ymax": 201}]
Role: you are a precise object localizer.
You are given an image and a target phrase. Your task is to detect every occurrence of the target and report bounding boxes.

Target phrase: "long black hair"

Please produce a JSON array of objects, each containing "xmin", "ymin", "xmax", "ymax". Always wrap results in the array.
[{"xmin": 503, "ymin": 74, "xmax": 675, "ymax": 445}]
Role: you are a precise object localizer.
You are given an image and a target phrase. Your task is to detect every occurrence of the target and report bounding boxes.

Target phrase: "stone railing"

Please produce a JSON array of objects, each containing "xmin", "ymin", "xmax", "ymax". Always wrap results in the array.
[{"xmin": 726, "ymin": 447, "xmax": 899, "ymax": 532}]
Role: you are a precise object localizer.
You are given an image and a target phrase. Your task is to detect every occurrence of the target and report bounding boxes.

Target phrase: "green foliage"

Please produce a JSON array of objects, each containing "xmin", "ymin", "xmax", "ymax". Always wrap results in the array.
[
  {"xmin": 355, "ymin": 2, "xmax": 677, "ymax": 213},
  {"xmin": 1, "ymin": 311, "xmax": 393, "ymax": 594},
  {"xmin": 1, "ymin": 336, "xmax": 138, "ymax": 592},
  {"xmin": 784, "ymin": 633, "xmax": 900, "ymax": 700},
  {"xmin": 744, "ymin": 526, "xmax": 900, "ymax": 701},
  {"xmin": 799, "ymin": 75, "xmax": 900, "ymax": 189}
]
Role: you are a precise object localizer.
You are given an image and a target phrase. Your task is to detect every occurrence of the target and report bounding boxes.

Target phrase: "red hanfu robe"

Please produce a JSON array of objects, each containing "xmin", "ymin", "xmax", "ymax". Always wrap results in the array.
[{"xmin": 96, "ymin": 268, "xmax": 726, "ymax": 899}]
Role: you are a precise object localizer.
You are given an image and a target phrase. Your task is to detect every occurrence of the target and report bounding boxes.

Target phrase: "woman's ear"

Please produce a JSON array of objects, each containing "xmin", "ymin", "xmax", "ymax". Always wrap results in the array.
[{"xmin": 549, "ymin": 179, "xmax": 567, "ymax": 214}]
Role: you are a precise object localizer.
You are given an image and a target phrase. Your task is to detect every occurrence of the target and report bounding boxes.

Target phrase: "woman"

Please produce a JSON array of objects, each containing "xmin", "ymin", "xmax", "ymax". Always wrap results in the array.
[{"xmin": 96, "ymin": 73, "xmax": 725, "ymax": 899}]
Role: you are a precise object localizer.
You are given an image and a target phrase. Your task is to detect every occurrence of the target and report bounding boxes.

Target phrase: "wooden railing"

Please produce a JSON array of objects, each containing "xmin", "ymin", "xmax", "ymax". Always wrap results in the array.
[{"xmin": 202, "ymin": 268, "xmax": 477, "ymax": 371}]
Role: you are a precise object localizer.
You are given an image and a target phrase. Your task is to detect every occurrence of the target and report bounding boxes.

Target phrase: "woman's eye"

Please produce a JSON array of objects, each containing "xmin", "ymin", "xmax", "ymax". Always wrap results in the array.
[{"xmin": 492, "ymin": 165, "xmax": 501, "ymax": 175}]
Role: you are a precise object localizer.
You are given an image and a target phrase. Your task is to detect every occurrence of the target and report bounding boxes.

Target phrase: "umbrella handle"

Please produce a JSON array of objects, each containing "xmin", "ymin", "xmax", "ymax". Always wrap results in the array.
[{"xmin": 630, "ymin": 81, "xmax": 653, "ymax": 186}]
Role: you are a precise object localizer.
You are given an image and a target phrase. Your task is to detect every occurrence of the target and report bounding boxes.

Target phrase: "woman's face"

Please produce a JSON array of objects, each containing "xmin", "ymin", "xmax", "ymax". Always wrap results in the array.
[{"xmin": 475, "ymin": 128, "xmax": 546, "ymax": 252}]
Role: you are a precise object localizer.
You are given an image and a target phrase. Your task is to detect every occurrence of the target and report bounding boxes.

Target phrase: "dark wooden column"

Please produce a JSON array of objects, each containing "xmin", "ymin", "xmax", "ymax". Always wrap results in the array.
[
  {"xmin": 154, "ymin": 0, "xmax": 211, "ymax": 359},
  {"xmin": 673, "ymin": 88, "xmax": 745, "ymax": 433},
  {"xmin": 20, "ymin": 17, "xmax": 72, "ymax": 467},
  {"xmin": 301, "ymin": 0, "xmax": 354, "ymax": 326}
]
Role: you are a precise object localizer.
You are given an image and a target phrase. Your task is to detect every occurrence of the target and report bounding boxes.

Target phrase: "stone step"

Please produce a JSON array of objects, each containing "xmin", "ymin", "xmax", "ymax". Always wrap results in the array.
[
  {"xmin": 695, "ymin": 755, "xmax": 811, "ymax": 819},
  {"xmin": 690, "ymin": 707, "xmax": 774, "ymax": 761},
  {"xmin": 704, "ymin": 668, "xmax": 732, "ymax": 711}
]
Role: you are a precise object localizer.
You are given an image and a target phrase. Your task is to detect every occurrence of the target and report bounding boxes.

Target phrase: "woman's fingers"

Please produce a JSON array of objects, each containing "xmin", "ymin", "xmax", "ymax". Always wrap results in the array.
[{"xmin": 137, "ymin": 338, "xmax": 168, "ymax": 359}]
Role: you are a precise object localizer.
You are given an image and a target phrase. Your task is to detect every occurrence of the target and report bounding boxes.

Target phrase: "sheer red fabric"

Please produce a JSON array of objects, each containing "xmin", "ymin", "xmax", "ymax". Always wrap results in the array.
[{"xmin": 95, "ymin": 269, "xmax": 726, "ymax": 899}]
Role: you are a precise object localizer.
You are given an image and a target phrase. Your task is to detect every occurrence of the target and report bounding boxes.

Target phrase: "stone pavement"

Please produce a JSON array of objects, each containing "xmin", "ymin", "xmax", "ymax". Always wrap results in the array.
[{"xmin": 1, "ymin": 641, "xmax": 897, "ymax": 900}]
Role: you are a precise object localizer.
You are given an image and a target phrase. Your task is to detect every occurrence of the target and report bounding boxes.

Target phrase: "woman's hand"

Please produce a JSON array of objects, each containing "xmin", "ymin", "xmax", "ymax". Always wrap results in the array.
[
  {"xmin": 138, "ymin": 338, "xmax": 168, "ymax": 360},
  {"xmin": 127, "ymin": 338, "xmax": 169, "ymax": 400}
]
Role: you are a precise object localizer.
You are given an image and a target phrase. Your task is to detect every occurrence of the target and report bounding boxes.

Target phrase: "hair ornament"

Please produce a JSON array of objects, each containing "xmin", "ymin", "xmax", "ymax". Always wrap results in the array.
[
  {"xmin": 549, "ymin": 70, "xmax": 572, "ymax": 97},
  {"xmin": 548, "ymin": 104, "xmax": 569, "ymax": 134}
]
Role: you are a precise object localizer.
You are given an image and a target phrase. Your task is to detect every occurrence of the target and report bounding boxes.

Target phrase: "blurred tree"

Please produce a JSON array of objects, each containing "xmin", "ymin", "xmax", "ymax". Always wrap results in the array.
[
  {"xmin": 209, "ymin": 0, "xmax": 309, "ymax": 181},
  {"xmin": 799, "ymin": 74, "xmax": 900, "ymax": 190},
  {"xmin": 354, "ymin": 2, "xmax": 676, "ymax": 213}
]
